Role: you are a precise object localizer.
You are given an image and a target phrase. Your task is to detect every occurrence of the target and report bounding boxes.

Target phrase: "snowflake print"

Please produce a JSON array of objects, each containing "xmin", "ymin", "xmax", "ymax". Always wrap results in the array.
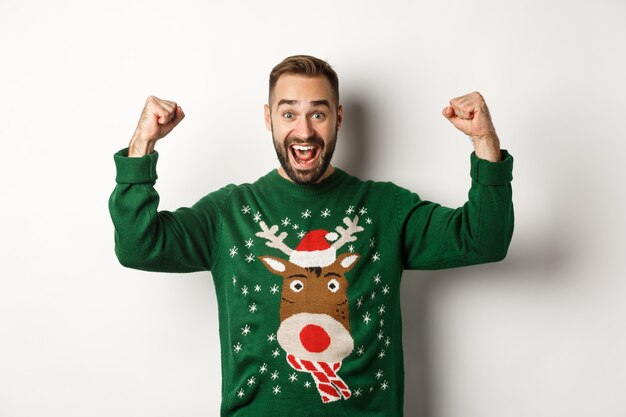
[
  {"xmin": 232, "ymin": 275, "xmax": 237, "ymax": 286},
  {"xmin": 237, "ymin": 388, "xmax": 245, "ymax": 398},
  {"xmin": 359, "ymin": 207, "xmax": 368, "ymax": 215},
  {"xmin": 267, "ymin": 333, "xmax": 277, "ymax": 343},
  {"xmin": 380, "ymin": 319, "xmax": 385, "ymax": 328},
  {"xmin": 233, "ymin": 343, "xmax": 242, "ymax": 353},
  {"xmin": 272, "ymin": 348, "xmax": 281, "ymax": 358},
  {"xmin": 245, "ymin": 238, "xmax": 254, "ymax": 249},
  {"xmin": 381, "ymin": 380, "xmax": 389, "ymax": 390},
  {"xmin": 281, "ymin": 217, "xmax": 291, "ymax": 226},
  {"xmin": 373, "ymin": 274, "xmax": 381, "ymax": 284},
  {"xmin": 301, "ymin": 209, "xmax": 312, "ymax": 219},
  {"xmin": 382, "ymin": 285, "xmax": 390, "ymax": 295},
  {"xmin": 371, "ymin": 291, "xmax": 377, "ymax": 300},
  {"xmin": 356, "ymin": 296, "xmax": 364, "ymax": 308},
  {"xmin": 377, "ymin": 330, "xmax": 384, "ymax": 341},
  {"xmin": 292, "ymin": 223, "xmax": 299, "ymax": 230},
  {"xmin": 254, "ymin": 284, "xmax": 262, "ymax": 292},
  {"xmin": 363, "ymin": 312, "xmax": 372, "ymax": 325},
  {"xmin": 272, "ymin": 385, "xmax": 281, "ymax": 395},
  {"xmin": 348, "ymin": 244, "xmax": 355, "ymax": 252},
  {"xmin": 371, "ymin": 252, "xmax": 381, "ymax": 262},
  {"xmin": 270, "ymin": 371, "xmax": 279, "ymax": 380},
  {"xmin": 241, "ymin": 205, "xmax": 251, "ymax": 214},
  {"xmin": 229, "ymin": 246, "xmax": 239, "ymax": 257},
  {"xmin": 241, "ymin": 286, "xmax": 249, "ymax": 296},
  {"xmin": 241, "ymin": 325, "xmax": 251, "ymax": 336},
  {"xmin": 375, "ymin": 370, "xmax": 384, "ymax": 380},
  {"xmin": 259, "ymin": 363, "xmax": 268, "ymax": 373},
  {"xmin": 378, "ymin": 350, "xmax": 386, "ymax": 359},
  {"xmin": 357, "ymin": 346, "xmax": 365, "ymax": 356},
  {"xmin": 385, "ymin": 337, "xmax": 391, "ymax": 347},
  {"xmin": 253, "ymin": 212, "xmax": 262, "ymax": 222},
  {"xmin": 245, "ymin": 254, "xmax": 255, "ymax": 263},
  {"xmin": 270, "ymin": 284, "xmax": 279, "ymax": 294},
  {"xmin": 321, "ymin": 208, "xmax": 331, "ymax": 218},
  {"xmin": 369, "ymin": 386, "xmax": 375, "ymax": 392},
  {"xmin": 288, "ymin": 373, "xmax": 298, "ymax": 382},
  {"xmin": 249, "ymin": 303, "xmax": 258, "ymax": 313},
  {"xmin": 366, "ymin": 218, "xmax": 373, "ymax": 224},
  {"xmin": 304, "ymin": 381, "xmax": 311, "ymax": 388},
  {"xmin": 378, "ymin": 304, "xmax": 386, "ymax": 315},
  {"xmin": 346, "ymin": 205, "xmax": 355, "ymax": 215},
  {"xmin": 370, "ymin": 238, "xmax": 376, "ymax": 248},
  {"xmin": 247, "ymin": 376, "xmax": 256, "ymax": 386},
  {"xmin": 297, "ymin": 230, "xmax": 305, "ymax": 239},
  {"xmin": 354, "ymin": 388, "xmax": 362, "ymax": 397}
]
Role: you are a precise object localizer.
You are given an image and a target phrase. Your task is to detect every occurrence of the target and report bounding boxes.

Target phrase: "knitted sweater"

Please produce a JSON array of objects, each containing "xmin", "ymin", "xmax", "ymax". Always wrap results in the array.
[{"xmin": 109, "ymin": 149, "xmax": 514, "ymax": 417}]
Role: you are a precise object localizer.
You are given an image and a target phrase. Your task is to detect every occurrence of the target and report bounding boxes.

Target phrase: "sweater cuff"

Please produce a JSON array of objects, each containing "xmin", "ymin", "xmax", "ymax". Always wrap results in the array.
[
  {"xmin": 470, "ymin": 150, "xmax": 513, "ymax": 185},
  {"xmin": 114, "ymin": 148, "xmax": 159, "ymax": 184}
]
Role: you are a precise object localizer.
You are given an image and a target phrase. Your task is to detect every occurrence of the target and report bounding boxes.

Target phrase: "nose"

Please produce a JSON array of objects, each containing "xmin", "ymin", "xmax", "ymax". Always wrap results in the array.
[
  {"xmin": 294, "ymin": 116, "xmax": 314, "ymax": 139},
  {"xmin": 299, "ymin": 324, "xmax": 331, "ymax": 353}
]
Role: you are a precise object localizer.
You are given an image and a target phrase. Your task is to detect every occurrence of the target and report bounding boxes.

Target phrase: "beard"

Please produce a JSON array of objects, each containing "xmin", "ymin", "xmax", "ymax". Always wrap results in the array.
[{"xmin": 272, "ymin": 126, "xmax": 338, "ymax": 185}]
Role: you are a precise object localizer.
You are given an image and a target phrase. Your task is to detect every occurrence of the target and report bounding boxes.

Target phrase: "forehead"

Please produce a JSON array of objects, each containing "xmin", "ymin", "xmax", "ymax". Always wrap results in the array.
[{"xmin": 271, "ymin": 74, "xmax": 335, "ymax": 108}]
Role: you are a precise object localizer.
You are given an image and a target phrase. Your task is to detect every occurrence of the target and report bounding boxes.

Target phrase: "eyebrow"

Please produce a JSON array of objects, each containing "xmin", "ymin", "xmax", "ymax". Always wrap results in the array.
[{"xmin": 276, "ymin": 99, "xmax": 331, "ymax": 109}]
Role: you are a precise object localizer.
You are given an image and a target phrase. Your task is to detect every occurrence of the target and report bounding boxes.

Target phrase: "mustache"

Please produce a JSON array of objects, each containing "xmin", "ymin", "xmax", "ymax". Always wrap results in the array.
[{"xmin": 285, "ymin": 134, "xmax": 324, "ymax": 148}]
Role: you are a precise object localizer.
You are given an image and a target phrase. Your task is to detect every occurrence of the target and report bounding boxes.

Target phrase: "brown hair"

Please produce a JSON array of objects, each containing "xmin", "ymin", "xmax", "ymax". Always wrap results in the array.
[{"xmin": 268, "ymin": 55, "xmax": 339, "ymax": 106}]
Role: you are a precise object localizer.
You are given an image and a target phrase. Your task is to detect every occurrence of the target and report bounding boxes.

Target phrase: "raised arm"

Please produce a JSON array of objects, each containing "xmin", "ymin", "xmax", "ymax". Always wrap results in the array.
[
  {"xmin": 401, "ymin": 92, "xmax": 513, "ymax": 269},
  {"xmin": 109, "ymin": 96, "xmax": 219, "ymax": 273}
]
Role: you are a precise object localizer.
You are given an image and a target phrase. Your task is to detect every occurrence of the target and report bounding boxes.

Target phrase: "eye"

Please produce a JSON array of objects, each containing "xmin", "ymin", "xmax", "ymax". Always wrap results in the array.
[
  {"xmin": 290, "ymin": 280, "xmax": 304, "ymax": 292},
  {"xmin": 311, "ymin": 112, "xmax": 325, "ymax": 120},
  {"xmin": 283, "ymin": 112, "xmax": 294, "ymax": 119},
  {"xmin": 327, "ymin": 279, "xmax": 340, "ymax": 293}
]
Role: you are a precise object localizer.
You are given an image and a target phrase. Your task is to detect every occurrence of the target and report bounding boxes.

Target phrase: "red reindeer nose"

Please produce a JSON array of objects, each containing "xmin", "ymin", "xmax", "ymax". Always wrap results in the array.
[{"xmin": 299, "ymin": 324, "xmax": 331, "ymax": 353}]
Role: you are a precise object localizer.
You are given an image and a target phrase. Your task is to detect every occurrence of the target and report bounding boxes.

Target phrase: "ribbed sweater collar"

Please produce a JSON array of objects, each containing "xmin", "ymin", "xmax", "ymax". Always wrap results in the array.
[{"xmin": 256, "ymin": 168, "xmax": 349, "ymax": 197}]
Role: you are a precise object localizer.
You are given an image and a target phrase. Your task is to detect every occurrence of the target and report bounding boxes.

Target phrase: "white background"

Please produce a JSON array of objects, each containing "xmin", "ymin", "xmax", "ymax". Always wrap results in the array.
[{"xmin": 1, "ymin": 0, "xmax": 625, "ymax": 416}]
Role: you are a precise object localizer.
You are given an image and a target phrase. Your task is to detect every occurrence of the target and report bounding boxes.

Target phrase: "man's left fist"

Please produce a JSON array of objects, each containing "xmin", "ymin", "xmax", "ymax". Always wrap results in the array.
[{"xmin": 443, "ymin": 92, "xmax": 501, "ymax": 162}]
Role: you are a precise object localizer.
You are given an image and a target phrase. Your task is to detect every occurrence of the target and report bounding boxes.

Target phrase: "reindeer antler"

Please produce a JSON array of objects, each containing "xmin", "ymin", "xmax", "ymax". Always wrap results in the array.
[
  {"xmin": 332, "ymin": 215, "xmax": 364, "ymax": 250},
  {"xmin": 256, "ymin": 221, "xmax": 294, "ymax": 256}
]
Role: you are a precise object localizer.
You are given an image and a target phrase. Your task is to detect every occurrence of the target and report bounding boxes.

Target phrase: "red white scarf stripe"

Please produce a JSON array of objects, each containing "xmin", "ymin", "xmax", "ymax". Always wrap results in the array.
[{"xmin": 287, "ymin": 354, "xmax": 351, "ymax": 403}]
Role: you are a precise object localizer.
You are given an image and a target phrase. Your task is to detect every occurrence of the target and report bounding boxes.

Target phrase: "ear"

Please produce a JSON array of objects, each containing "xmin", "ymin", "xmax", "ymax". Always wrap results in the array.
[
  {"xmin": 259, "ymin": 255, "xmax": 287, "ymax": 275},
  {"xmin": 335, "ymin": 252, "xmax": 360, "ymax": 272},
  {"xmin": 264, "ymin": 104, "xmax": 272, "ymax": 132},
  {"xmin": 336, "ymin": 104, "xmax": 343, "ymax": 130}
]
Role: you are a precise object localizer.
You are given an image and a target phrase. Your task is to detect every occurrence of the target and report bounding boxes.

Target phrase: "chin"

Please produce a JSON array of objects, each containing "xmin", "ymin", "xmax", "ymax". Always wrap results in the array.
[{"xmin": 287, "ymin": 169, "xmax": 324, "ymax": 184}]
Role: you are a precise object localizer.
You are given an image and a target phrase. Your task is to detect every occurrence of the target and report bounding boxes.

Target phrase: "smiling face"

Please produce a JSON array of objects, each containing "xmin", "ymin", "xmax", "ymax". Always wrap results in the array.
[{"xmin": 265, "ymin": 74, "xmax": 343, "ymax": 184}]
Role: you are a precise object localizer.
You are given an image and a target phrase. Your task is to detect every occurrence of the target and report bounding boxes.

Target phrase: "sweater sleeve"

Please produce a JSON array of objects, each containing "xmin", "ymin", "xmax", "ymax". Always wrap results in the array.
[
  {"xmin": 108, "ymin": 148, "xmax": 222, "ymax": 273},
  {"xmin": 398, "ymin": 151, "xmax": 514, "ymax": 270}
]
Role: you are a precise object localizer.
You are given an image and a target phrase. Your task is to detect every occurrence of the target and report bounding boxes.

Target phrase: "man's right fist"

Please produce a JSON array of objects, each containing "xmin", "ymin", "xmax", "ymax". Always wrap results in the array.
[{"xmin": 128, "ymin": 96, "xmax": 185, "ymax": 157}]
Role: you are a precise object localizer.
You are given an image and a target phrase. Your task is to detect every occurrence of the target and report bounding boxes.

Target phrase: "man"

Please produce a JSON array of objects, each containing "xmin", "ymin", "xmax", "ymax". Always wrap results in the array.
[{"xmin": 109, "ymin": 55, "xmax": 513, "ymax": 416}]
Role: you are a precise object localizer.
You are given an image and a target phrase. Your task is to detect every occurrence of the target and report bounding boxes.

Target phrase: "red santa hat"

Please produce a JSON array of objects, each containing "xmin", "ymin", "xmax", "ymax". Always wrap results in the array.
[{"xmin": 289, "ymin": 229, "xmax": 338, "ymax": 268}]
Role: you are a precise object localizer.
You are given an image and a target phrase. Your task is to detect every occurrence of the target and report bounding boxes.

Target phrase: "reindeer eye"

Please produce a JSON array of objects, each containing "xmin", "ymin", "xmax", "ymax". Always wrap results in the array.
[
  {"xmin": 327, "ymin": 279, "xmax": 340, "ymax": 293},
  {"xmin": 290, "ymin": 280, "xmax": 304, "ymax": 293}
]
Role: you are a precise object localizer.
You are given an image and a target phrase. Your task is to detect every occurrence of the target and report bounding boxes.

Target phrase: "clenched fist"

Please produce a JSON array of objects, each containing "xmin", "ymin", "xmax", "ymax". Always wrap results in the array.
[
  {"xmin": 442, "ymin": 92, "xmax": 501, "ymax": 162},
  {"xmin": 128, "ymin": 96, "xmax": 185, "ymax": 157}
]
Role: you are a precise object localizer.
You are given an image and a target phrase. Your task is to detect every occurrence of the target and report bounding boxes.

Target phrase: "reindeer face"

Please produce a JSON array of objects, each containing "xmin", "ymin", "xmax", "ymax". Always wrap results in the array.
[{"xmin": 260, "ymin": 252, "xmax": 359, "ymax": 362}]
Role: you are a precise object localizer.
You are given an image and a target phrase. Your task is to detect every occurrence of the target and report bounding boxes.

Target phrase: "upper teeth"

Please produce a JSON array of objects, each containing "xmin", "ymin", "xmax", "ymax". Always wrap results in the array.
[{"xmin": 293, "ymin": 145, "xmax": 315, "ymax": 151}]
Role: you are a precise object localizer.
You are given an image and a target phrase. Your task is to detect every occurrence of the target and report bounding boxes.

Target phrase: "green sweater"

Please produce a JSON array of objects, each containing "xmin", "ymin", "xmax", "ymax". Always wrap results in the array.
[{"xmin": 109, "ymin": 149, "xmax": 514, "ymax": 417}]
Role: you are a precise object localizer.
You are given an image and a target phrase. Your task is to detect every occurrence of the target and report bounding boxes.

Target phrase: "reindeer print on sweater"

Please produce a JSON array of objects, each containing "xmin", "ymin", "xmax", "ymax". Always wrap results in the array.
[
  {"xmin": 258, "ymin": 217, "xmax": 363, "ymax": 403},
  {"xmin": 228, "ymin": 203, "xmax": 392, "ymax": 405}
]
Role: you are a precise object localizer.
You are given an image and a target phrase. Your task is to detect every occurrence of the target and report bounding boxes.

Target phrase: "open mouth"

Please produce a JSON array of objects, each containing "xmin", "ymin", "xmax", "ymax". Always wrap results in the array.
[{"xmin": 289, "ymin": 143, "xmax": 321, "ymax": 169}]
